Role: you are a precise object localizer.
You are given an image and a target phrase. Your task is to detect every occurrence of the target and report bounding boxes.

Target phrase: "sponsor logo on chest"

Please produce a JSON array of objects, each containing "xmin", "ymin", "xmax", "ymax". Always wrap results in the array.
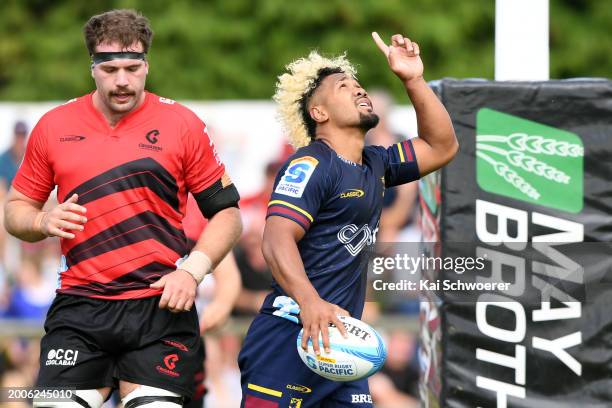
[
  {"xmin": 60, "ymin": 135, "xmax": 86, "ymax": 142},
  {"xmin": 139, "ymin": 129, "xmax": 163, "ymax": 152},
  {"xmin": 340, "ymin": 189, "xmax": 365, "ymax": 199}
]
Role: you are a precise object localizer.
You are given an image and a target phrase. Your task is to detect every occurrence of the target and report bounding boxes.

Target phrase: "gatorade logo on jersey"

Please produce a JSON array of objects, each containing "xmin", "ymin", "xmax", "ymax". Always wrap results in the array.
[{"xmin": 275, "ymin": 156, "xmax": 319, "ymax": 198}]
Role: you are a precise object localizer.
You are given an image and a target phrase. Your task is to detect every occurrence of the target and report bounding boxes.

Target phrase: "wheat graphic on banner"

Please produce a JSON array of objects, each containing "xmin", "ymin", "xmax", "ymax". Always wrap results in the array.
[{"xmin": 476, "ymin": 132, "xmax": 583, "ymax": 201}]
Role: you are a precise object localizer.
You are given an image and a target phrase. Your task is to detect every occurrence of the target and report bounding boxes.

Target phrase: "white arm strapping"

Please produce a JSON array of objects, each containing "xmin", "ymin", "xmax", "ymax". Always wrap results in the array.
[{"xmin": 178, "ymin": 250, "xmax": 212, "ymax": 285}]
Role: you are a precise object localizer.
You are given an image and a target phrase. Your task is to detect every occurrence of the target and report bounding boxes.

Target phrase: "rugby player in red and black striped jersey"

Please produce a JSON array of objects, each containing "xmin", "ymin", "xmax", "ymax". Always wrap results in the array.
[{"xmin": 3, "ymin": 9, "xmax": 242, "ymax": 408}]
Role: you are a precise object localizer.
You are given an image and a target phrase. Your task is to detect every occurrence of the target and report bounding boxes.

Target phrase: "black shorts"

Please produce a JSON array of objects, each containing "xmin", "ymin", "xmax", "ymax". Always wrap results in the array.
[
  {"xmin": 184, "ymin": 338, "xmax": 207, "ymax": 408},
  {"xmin": 37, "ymin": 294, "xmax": 204, "ymax": 398}
]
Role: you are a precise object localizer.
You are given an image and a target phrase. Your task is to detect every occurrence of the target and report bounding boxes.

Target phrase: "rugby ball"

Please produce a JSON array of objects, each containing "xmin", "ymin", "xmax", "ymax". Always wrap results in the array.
[{"xmin": 296, "ymin": 315, "xmax": 387, "ymax": 381}]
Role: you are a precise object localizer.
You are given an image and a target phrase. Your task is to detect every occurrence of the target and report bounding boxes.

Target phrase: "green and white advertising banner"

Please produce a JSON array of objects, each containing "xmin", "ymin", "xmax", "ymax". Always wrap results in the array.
[
  {"xmin": 476, "ymin": 108, "xmax": 583, "ymax": 213},
  {"xmin": 421, "ymin": 79, "xmax": 612, "ymax": 408}
]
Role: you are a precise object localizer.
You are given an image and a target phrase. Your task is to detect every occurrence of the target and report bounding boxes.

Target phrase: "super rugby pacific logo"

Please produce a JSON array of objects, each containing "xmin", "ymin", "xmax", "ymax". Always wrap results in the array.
[
  {"xmin": 306, "ymin": 355, "xmax": 318, "ymax": 370},
  {"xmin": 275, "ymin": 156, "xmax": 319, "ymax": 198}
]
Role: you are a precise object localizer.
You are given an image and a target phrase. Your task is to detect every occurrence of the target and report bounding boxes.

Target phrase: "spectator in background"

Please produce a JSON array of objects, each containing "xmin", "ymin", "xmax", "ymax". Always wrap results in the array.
[
  {"xmin": 238, "ymin": 145, "xmax": 293, "ymax": 233},
  {"xmin": 0, "ymin": 121, "xmax": 29, "ymax": 271},
  {"xmin": 372, "ymin": 331, "xmax": 420, "ymax": 403},
  {"xmin": 3, "ymin": 257, "xmax": 54, "ymax": 320},
  {"xmin": 0, "ymin": 121, "xmax": 28, "ymax": 190},
  {"xmin": 233, "ymin": 155, "xmax": 289, "ymax": 315},
  {"xmin": 0, "ymin": 337, "xmax": 44, "ymax": 408},
  {"xmin": 0, "ymin": 264, "xmax": 8, "ymax": 315},
  {"xmin": 232, "ymin": 218, "xmax": 273, "ymax": 315}
]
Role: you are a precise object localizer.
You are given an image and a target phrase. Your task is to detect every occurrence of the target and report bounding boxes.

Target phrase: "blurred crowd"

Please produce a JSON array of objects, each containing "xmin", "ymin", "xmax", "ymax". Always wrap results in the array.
[{"xmin": 0, "ymin": 92, "xmax": 422, "ymax": 408}]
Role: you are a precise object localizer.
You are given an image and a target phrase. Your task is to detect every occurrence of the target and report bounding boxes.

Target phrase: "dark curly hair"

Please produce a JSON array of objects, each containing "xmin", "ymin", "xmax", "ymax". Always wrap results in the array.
[
  {"xmin": 83, "ymin": 9, "xmax": 153, "ymax": 55},
  {"xmin": 299, "ymin": 67, "xmax": 344, "ymax": 140}
]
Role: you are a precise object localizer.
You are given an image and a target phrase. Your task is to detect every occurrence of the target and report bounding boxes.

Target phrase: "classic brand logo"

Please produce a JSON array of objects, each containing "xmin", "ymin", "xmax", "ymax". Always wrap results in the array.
[
  {"xmin": 286, "ymin": 384, "xmax": 312, "ymax": 394},
  {"xmin": 340, "ymin": 189, "xmax": 365, "ymax": 199},
  {"xmin": 60, "ymin": 135, "xmax": 86, "ymax": 142},
  {"xmin": 476, "ymin": 108, "xmax": 584, "ymax": 213}
]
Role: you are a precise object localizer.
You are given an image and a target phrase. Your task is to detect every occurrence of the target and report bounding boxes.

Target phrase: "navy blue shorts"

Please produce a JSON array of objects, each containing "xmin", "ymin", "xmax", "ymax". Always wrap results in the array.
[{"xmin": 238, "ymin": 313, "xmax": 373, "ymax": 408}]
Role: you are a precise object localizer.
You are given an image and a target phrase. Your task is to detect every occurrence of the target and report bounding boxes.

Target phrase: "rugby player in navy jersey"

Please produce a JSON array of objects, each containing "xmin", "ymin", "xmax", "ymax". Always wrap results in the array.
[{"xmin": 239, "ymin": 33, "xmax": 457, "ymax": 407}]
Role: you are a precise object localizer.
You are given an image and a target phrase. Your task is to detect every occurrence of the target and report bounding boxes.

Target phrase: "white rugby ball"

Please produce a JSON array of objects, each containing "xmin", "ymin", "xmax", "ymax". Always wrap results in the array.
[{"xmin": 296, "ymin": 315, "xmax": 387, "ymax": 381}]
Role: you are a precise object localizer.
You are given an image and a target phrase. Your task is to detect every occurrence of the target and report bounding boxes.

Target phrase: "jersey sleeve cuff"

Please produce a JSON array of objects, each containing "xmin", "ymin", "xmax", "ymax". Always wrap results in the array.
[
  {"xmin": 266, "ymin": 201, "xmax": 313, "ymax": 231},
  {"xmin": 397, "ymin": 139, "xmax": 415, "ymax": 163},
  {"xmin": 399, "ymin": 138, "xmax": 420, "ymax": 177},
  {"xmin": 11, "ymin": 181, "xmax": 50, "ymax": 203}
]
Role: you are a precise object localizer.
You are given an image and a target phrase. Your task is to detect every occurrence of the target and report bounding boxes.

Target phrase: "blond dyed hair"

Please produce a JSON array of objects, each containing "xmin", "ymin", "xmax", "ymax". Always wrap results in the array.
[{"xmin": 273, "ymin": 51, "xmax": 357, "ymax": 148}]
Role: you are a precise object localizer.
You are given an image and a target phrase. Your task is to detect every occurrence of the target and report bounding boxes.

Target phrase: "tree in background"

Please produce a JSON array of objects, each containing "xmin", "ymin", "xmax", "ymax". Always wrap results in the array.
[{"xmin": 0, "ymin": 0, "xmax": 609, "ymax": 101}]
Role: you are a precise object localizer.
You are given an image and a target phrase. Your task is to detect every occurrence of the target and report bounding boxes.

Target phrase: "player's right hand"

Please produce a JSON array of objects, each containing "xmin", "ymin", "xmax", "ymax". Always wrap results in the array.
[
  {"xmin": 151, "ymin": 269, "xmax": 198, "ymax": 313},
  {"xmin": 372, "ymin": 32, "xmax": 423, "ymax": 85},
  {"xmin": 39, "ymin": 193, "xmax": 87, "ymax": 239},
  {"xmin": 299, "ymin": 297, "xmax": 350, "ymax": 356}
]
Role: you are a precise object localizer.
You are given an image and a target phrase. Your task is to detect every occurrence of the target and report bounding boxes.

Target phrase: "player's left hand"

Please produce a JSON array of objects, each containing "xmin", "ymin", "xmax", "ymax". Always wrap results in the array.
[
  {"xmin": 372, "ymin": 32, "xmax": 423, "ymax": 84},
  {"xmin": 150, "ymin": 269, "xmax": 197, "ymax": 313}
]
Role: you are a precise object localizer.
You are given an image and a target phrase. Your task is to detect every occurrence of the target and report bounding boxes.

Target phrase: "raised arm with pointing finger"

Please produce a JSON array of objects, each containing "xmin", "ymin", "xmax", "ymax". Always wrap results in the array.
[{"xmin": 372, "ymin": 32, "xmax": 458, "ymax": 175}]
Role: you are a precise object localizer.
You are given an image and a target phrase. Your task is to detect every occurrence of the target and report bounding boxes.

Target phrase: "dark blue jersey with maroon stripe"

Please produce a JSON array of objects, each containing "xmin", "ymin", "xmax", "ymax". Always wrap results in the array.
[
  {"xmin": 13, "ymin": 92, "xmax": 225, "ymax": 299},
  {"xmin": 262, "ymin": 139, "xmax": 419, "ymax": 319}
]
